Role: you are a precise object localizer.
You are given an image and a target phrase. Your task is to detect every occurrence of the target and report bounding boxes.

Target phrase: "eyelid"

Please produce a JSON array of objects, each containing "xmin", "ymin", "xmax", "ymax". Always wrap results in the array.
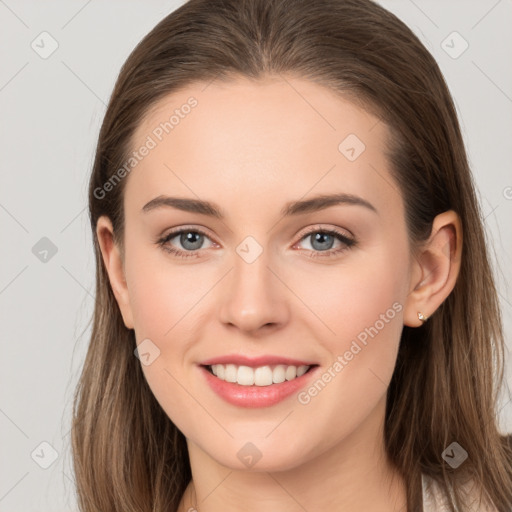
[
  {"xmin": 157, "ymin": 223, "xmax": 356, "ymax": 258},
  {"xmin": 296, "ymin": 224, "xmax": 354, "ymax": 240},
  {"xmin": 159, "ymin": 225, "xmax": 217, "ymax": 243},
  {"xmin": 159, "ymin": 224, "xmax": 353, "ymax": 246},
  {"xmin": 292, "ymin": 225, "xmax": 356, "ymax": 256}
]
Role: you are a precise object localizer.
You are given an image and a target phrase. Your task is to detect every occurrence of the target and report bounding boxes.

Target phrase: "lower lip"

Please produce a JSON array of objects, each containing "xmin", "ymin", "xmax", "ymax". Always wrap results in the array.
[{"xmin": 199, "ymin": 365, "xmax": 319, "ymax": 408}]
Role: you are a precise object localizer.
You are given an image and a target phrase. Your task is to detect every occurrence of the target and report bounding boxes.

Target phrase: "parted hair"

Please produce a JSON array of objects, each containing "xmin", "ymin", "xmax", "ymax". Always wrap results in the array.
[{"xmin": 72, "ymin": 0, "xmax": 512, "ymax": 510}]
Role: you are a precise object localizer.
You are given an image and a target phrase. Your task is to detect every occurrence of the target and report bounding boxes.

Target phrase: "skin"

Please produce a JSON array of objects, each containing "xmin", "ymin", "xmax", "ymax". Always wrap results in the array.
[{"xmin": 97, "ymin": 75, "xmax": 462, "ymax": 512}]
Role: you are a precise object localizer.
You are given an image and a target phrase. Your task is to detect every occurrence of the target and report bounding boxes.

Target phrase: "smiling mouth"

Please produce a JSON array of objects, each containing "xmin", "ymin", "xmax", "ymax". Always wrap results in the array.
[{"xmin": 203, "ymin": 363, "xmax": 318, "ymax": 386}]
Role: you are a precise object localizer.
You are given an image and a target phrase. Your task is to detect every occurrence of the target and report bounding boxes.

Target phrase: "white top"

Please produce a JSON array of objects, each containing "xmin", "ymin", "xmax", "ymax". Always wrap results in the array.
[{"xmin": 421, "ymin": 473, "xmax": 497, "ymax": 511}]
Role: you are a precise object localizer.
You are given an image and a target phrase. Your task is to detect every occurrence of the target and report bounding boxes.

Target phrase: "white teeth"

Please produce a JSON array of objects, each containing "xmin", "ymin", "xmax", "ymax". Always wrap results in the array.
[
  {"xmin": 209, "ymin": 363, "xmax": 311, "ymax": 386},
  {"xmin": 224, "ymin": 364, "xmax": 238, "ymax": 383},
  {"xmin": 273, "ymin": 364, "xmax": 286, "ymax": 383},
  {"xmin": 237, "ymin": 365, "xmax": 254, "ymax": 386},
  {"xmin": 296, "ymin": 365, "xmax": 308, "ymax": 377},
  {"xmin": 254, "ymin": 366, "xmax": 273, "ymax": 386},
  {"xmin": 285, "ymin": 365, "xmax": 296, "ymax": 381}
]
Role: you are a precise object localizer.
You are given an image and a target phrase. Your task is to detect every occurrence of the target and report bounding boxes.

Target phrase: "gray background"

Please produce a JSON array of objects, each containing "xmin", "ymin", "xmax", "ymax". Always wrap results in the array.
[{"xmin": 1, "ymin": 0, "xmax": 511, "ymax": 510}]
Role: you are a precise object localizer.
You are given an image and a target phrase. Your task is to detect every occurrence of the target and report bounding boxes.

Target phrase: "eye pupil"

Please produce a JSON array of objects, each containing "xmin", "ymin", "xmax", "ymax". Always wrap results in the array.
[
  {"xmin": 160, "ymin": 227, "xmax": 351, "ymax": 259},
  {"xmin": 311, "ymin": 232, "xmax": 334, "ymax": 251},
  {"xmin": 181, "ymin": 231, "xmax": 203, "ymax": 250}
]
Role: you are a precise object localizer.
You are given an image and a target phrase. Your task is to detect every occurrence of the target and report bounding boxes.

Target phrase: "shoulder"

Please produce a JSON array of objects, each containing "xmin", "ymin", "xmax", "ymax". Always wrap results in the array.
[{"xmin": 421, "ymin": 473, "xmax": 498, "ymax": 512}]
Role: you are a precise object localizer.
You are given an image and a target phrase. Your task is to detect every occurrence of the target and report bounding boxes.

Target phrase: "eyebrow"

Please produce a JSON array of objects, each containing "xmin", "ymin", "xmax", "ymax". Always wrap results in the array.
[{"xmin": 141, "ymin": 193, "xmax": 378, "ymax": 218}]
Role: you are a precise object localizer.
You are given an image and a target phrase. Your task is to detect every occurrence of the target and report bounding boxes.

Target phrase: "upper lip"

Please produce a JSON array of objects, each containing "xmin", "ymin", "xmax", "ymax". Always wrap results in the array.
[{"xmin": 200, "ymin": 354, "xmax": 317, "ymax": 367}]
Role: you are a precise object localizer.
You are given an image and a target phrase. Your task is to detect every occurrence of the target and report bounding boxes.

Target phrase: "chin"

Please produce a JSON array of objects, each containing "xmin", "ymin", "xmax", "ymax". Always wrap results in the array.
[{"xmin": 201, "ymin": 438, "xmax": 313, "ymax": 473}]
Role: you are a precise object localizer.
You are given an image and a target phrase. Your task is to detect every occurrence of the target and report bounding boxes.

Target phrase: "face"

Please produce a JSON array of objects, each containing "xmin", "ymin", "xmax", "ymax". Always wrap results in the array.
[{"xmin": 102, "ymin": 75, "xmax": 418, "ymax": 471}]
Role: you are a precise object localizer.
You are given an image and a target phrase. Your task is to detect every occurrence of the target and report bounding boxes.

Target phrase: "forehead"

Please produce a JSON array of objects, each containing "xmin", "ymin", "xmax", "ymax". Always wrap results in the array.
[{"xmin": 125, "ymin": 75, "xmax": 401, "ymax": 221}]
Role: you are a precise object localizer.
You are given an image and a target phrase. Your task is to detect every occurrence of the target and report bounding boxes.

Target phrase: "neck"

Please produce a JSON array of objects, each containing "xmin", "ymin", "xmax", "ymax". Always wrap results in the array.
[{"xmin": 178, "ymin": 396, "xmax": 407, "ymax": 512}]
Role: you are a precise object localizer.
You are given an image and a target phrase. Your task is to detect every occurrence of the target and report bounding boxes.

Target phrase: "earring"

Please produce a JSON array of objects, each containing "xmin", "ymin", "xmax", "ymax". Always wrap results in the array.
[{"xmin": 417, "ymin": 311, "xmax": 428, "ymax": 323}]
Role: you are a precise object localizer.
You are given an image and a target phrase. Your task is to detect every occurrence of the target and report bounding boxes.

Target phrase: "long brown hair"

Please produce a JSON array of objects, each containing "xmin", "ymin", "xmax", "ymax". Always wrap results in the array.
[{"xmin": 71, "ymin": 0, "xmax": 512, "ymax": 510}]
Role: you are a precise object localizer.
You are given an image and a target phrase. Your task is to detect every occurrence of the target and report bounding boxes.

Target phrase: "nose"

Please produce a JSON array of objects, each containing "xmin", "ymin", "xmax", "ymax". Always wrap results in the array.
[{"xmin": 218, "ymin": 247, "xmax": 290, "ymax": 335}]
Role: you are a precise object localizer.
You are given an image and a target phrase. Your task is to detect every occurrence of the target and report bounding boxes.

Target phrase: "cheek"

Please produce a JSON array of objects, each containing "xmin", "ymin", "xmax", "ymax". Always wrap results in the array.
[
  {"xmin": 127, "ymin": 263, "xmax": 176, "ymax": 339},
  {"xmin": 298, "ymin": 248, "xmax": 406, "ymax": 340},
  {"xmin": 293, "ymin": 253, "xmax": 406, "ymax": 435},
  {"xmin": 291, "ymin": 244, "xmax": 408, "ymax": 401},
  {"xmin": 125, "ymin": 238, "xmax": 197, "ymax": 339},
  {"xmin": 124, "ymin": 241, "xmax": 213, "ymax": 382},
  {"xmin": 124, "ymin": 248, "xmax": 199, "ymax": 428}
]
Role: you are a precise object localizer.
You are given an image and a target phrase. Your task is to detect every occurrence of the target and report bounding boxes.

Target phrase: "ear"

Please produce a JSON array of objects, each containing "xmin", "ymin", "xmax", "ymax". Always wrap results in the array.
[
  {"xmin": 96, "ymin": 215, "xmax": 134, "ymax": 330},
  {"xmin": 403, "ymin": 210, "xmax": 463, "ymax": 327}
]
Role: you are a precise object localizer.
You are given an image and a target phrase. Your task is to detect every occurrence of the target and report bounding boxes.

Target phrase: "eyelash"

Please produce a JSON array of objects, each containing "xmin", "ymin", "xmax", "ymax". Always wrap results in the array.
[{"xmin": 156, "ymin": 226, "xmax": 357, "ymax": 260}]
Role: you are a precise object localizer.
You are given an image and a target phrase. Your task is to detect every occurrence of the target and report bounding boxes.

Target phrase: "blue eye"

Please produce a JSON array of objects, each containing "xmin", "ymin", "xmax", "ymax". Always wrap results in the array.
[
  {"xmin": 156, "ymin": 226, "xmax": 356, "ymax": 260},
  {"xmin": 157, "ymin": 227, "xmax": 212, "ymax": 259},
  {"xmin": 296, "ymin": 227, "xmax": 356, "ymax": 259}
]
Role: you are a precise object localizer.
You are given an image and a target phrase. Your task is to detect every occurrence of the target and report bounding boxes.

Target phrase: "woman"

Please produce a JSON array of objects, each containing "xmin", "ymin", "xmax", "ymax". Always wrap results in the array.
[{"xmin": 72, "ymin": 0, "xmax": 512, "ymax": 510}]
